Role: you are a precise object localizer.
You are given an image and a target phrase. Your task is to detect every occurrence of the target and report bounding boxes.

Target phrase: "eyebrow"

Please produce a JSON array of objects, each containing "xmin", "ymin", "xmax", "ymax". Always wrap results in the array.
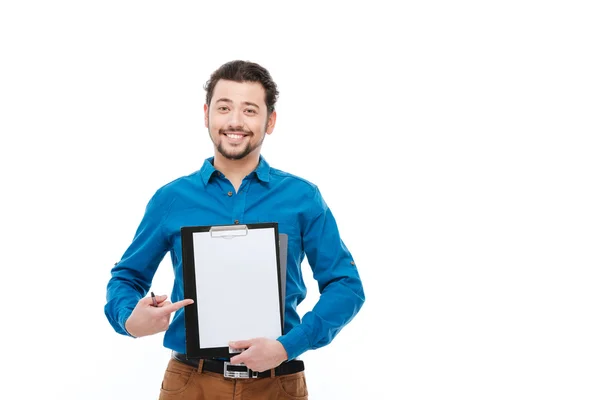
[{"xmin": 215, "ymin": 98, "xmax": 260, "ymax": 109}]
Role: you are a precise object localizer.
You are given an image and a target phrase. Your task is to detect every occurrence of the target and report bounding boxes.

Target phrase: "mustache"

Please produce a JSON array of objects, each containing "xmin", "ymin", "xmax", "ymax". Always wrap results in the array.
[{"xmin": 219, "ymin": 128, "xmax": 252, "ymax": 135}]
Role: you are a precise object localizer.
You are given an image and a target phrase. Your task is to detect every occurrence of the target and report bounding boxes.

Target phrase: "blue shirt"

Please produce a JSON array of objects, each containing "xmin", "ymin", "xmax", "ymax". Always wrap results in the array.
[{"xmin": 104, "ymin": 156, "xmax": 365, "ymax": 360}]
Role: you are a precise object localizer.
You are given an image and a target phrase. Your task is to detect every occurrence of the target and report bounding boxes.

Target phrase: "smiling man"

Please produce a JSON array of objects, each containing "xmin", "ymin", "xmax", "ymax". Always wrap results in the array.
[
  {"xmin": 205, "ymin": 76, "xmax": 276, "ymax": 191},
  {"xmin": 209, "ymin": 81, "xmax": 274, "ymax": 164},
  {"xmin": 105, "ymin": 60, "xmax": 365, "ymax": 399}
]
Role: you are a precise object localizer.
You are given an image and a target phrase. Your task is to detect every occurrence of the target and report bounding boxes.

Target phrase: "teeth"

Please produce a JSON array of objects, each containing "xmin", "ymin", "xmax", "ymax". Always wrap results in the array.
[{"xmin": 226, "ymin": 133, "xmax": 244, "ymax": 139}]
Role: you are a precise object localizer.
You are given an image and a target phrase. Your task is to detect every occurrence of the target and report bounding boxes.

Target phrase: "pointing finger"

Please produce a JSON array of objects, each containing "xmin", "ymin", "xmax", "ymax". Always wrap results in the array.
[{"xmin": 161, "ymin": 299, "xmax": 194, "ymax": 314}]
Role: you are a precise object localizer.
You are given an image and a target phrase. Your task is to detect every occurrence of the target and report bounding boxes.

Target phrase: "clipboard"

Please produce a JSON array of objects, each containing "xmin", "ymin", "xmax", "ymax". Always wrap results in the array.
[{"xmin": 181, "ymin": 223, "xmax": 284, "ymax": 359}]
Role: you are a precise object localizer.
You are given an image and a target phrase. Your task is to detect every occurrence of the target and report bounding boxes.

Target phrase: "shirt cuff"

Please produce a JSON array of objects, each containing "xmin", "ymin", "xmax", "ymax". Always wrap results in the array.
[
  {"xmin": 277, "ymin": 325, "xmax": 311, "ymax": 360},
  {"xmin": 118, "ymin": 307, "xmax": 136, "ymax": 338}
]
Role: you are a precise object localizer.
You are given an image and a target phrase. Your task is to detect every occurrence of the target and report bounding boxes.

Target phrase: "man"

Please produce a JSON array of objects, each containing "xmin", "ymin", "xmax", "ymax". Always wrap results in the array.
[{"xmin": 105, "ymin": 60, "xmax": 365, "ymax": 399}]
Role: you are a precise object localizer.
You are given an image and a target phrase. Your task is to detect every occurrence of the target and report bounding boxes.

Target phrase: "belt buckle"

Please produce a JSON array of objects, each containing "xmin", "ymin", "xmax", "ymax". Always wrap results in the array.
[{"xmin": 224, "ymin": 362, "xmax": 258, "ymax": 379}]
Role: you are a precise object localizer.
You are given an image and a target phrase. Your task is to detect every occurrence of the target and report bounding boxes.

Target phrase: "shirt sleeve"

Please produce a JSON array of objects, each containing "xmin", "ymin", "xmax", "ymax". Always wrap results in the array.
[
  {"xmin": 104, "ymin": 189, "xmax": 171, "ymax": 337},
  {"xmin": 278, "ymin": 187, "xmax": 365, "ymax": 360}
]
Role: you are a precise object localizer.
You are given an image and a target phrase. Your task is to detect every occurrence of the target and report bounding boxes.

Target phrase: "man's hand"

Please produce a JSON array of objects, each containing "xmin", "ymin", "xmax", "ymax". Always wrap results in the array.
[
  {"xmin": 125, "ymin": 294, "xmax": 194, "ymax": 338},
  {"xmin": 229, "ymin": 338, "xmax": 288, "ymax": 372}
]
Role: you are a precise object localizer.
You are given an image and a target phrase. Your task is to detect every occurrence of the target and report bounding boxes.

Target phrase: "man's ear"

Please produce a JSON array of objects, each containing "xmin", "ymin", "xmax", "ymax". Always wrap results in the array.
[
  {"xmin": 204, "ymin": 104, "xmax": 209, "ymax": 128},
  {"xmin": 266, "ymin": 110, "xmax": 277, "ymax": 135}
]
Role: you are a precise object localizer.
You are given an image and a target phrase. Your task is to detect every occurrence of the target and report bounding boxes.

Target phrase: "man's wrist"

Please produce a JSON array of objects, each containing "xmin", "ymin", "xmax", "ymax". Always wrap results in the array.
[
  {"xmin": 277, "ymin": 326, "xmax": 310, "ymax": 361},
  {"xmin": 119, "ymin": 307, "xmax": 137, "ymax": 338},
  {"xmin": 276, "ymin": 340, "xmax": 289, "ymax": 363},
  {"xmin": 124, "ymin": 317, "xmax": 138, "ymax": 338}
]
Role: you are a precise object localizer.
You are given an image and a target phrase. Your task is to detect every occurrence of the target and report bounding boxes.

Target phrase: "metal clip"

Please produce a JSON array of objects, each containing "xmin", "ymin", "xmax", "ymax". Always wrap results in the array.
[{"xmin": 210, "ymin": 224, "xmax": 248, "ymax": 239}]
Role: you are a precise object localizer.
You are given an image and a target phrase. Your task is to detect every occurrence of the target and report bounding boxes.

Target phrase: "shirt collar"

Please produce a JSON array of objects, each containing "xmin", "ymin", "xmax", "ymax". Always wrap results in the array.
[
  {"xmin": 199, "ymin": 156, "xmax": 271, "ymax": 185},
  {"xmin": 254, "ymin": 156, "xmax": 271, "ymax": 183},
  {"xmin": 199, "ymin": 157, "xmax": 218, "ymax": 185}
]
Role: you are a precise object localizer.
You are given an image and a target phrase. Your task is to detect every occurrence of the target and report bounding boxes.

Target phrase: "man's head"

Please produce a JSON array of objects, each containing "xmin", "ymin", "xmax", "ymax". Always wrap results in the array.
[{"xmin": 204, "ymin": 60, "xmax": 279, "ymax": 161}]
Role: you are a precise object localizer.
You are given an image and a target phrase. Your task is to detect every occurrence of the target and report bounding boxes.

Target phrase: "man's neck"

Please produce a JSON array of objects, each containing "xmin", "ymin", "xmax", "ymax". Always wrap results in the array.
[{"xmin": 213, "ymin": 152, "xmax": 260, "ymax": 191}]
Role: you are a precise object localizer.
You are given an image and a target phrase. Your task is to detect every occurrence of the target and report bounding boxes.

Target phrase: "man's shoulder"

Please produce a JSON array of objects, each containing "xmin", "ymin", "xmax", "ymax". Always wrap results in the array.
[
  {"xmin": 270, "ymin": 167, "xmax": 318, "ymax": 194},
  {"xmin": 153, "ymin": 170, "xmax": 202, "ymax": 198}
]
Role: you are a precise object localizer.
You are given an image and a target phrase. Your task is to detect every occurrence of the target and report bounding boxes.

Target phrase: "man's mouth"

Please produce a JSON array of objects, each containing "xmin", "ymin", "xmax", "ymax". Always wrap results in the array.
[
  {"xmin": 221, "ymin": 131, "xmax": 250, "ymax": 143},
  {"xmin": 224, "ymin": 132, "xmax": 247, "ymax": 139}
]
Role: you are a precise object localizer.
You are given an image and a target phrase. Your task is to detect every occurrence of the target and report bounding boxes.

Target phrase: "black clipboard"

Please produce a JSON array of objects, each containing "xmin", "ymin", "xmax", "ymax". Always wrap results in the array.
[{"xmin": 181, "ymin": 222, "xmax": 284, "ymax": 359}]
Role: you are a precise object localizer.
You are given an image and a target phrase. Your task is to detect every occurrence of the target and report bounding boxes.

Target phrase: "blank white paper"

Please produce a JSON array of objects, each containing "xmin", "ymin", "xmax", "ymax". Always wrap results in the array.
[{"xmin": 192, "ymin": 227, "xmax": 282, "ymax": 348}]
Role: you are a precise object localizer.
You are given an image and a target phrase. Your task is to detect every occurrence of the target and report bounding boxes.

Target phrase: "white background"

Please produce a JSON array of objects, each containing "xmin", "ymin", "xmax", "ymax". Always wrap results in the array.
[{"xmin": 1, "ymin": 1, "xmax": 599, "ymax": 399}]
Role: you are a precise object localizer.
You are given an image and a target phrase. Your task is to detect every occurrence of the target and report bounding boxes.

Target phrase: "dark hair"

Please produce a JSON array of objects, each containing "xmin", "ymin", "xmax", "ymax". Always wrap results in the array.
[{"xmin": 204, "ymin": 60, "xmax": 279, "ymax": 114}]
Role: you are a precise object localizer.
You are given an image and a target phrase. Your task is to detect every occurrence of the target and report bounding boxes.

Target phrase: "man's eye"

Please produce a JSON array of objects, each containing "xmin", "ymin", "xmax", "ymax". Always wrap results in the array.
[
  {"xmin": 245, "ymin": 109, "xmax": 257, "ymax": 114},
  {"xmin": 218, "ymin": 106, "xmax": 229, "ymax": 111}
]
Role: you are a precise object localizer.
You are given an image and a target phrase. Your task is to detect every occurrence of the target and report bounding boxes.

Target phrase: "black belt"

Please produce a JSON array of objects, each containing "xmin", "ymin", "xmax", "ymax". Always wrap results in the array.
[{"xmin": 172, "ymin": 351, "xmax": 304, "ymax": 378}]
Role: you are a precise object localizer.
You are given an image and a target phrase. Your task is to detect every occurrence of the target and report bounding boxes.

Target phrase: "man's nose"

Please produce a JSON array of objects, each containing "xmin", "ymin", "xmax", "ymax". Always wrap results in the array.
[{"xmin": 227, "ymin": 109, "xmax": 245, "ymax": 129}]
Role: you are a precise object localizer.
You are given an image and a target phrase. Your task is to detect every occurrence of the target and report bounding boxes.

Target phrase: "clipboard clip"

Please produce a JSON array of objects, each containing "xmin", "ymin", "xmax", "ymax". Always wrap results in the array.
[{"xmin": 210, "ymin": 224, "xmax": 249, "ymax": 239}]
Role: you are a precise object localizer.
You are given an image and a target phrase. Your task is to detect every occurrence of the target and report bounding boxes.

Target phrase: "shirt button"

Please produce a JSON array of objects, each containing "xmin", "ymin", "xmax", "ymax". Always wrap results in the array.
[
  {"xmin": 228, "ymin": 191, "xmax": 233, "ymax": 196},
  {"xmin": 350, "ymin": 261, "xmax": 355, "ymax": 265},
  {"xmin": 234, "ymin": 220, "xmax": 239, "ymax": 224}
]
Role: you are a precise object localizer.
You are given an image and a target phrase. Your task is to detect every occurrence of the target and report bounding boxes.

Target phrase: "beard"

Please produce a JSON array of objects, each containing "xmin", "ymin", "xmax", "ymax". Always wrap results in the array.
[
  {"xmin": 209, "ymin": 119, "xmax": 267, "ymax": 161},
  {"xmin": 215, "ymin": 130, "xmax": 265, "ymax": 160}
]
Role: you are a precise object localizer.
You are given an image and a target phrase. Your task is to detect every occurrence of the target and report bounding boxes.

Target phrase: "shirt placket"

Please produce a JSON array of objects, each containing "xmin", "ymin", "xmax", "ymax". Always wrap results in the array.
[{"xmin": 229, "ymin": 178, "xmax": 250, "ymax": 225}]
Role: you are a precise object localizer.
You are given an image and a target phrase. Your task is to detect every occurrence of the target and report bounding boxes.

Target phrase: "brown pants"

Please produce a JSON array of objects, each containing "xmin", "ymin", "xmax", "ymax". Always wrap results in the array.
[{"xmin": 158, "ymin": 358, "xmax": 309, "ymax": 400}]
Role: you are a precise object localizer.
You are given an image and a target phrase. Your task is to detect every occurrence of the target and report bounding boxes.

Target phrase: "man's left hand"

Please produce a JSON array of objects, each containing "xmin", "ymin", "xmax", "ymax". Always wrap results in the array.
[{"xmin": 229, "ymin": 338, "xmax": 288, "ymax": 372}]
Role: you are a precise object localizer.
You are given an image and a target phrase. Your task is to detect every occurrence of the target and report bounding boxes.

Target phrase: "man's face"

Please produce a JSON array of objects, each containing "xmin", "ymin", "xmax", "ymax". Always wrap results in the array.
[{"xmin": 204, "ymin": 80, "xmax": 276, "ymax": 161}]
